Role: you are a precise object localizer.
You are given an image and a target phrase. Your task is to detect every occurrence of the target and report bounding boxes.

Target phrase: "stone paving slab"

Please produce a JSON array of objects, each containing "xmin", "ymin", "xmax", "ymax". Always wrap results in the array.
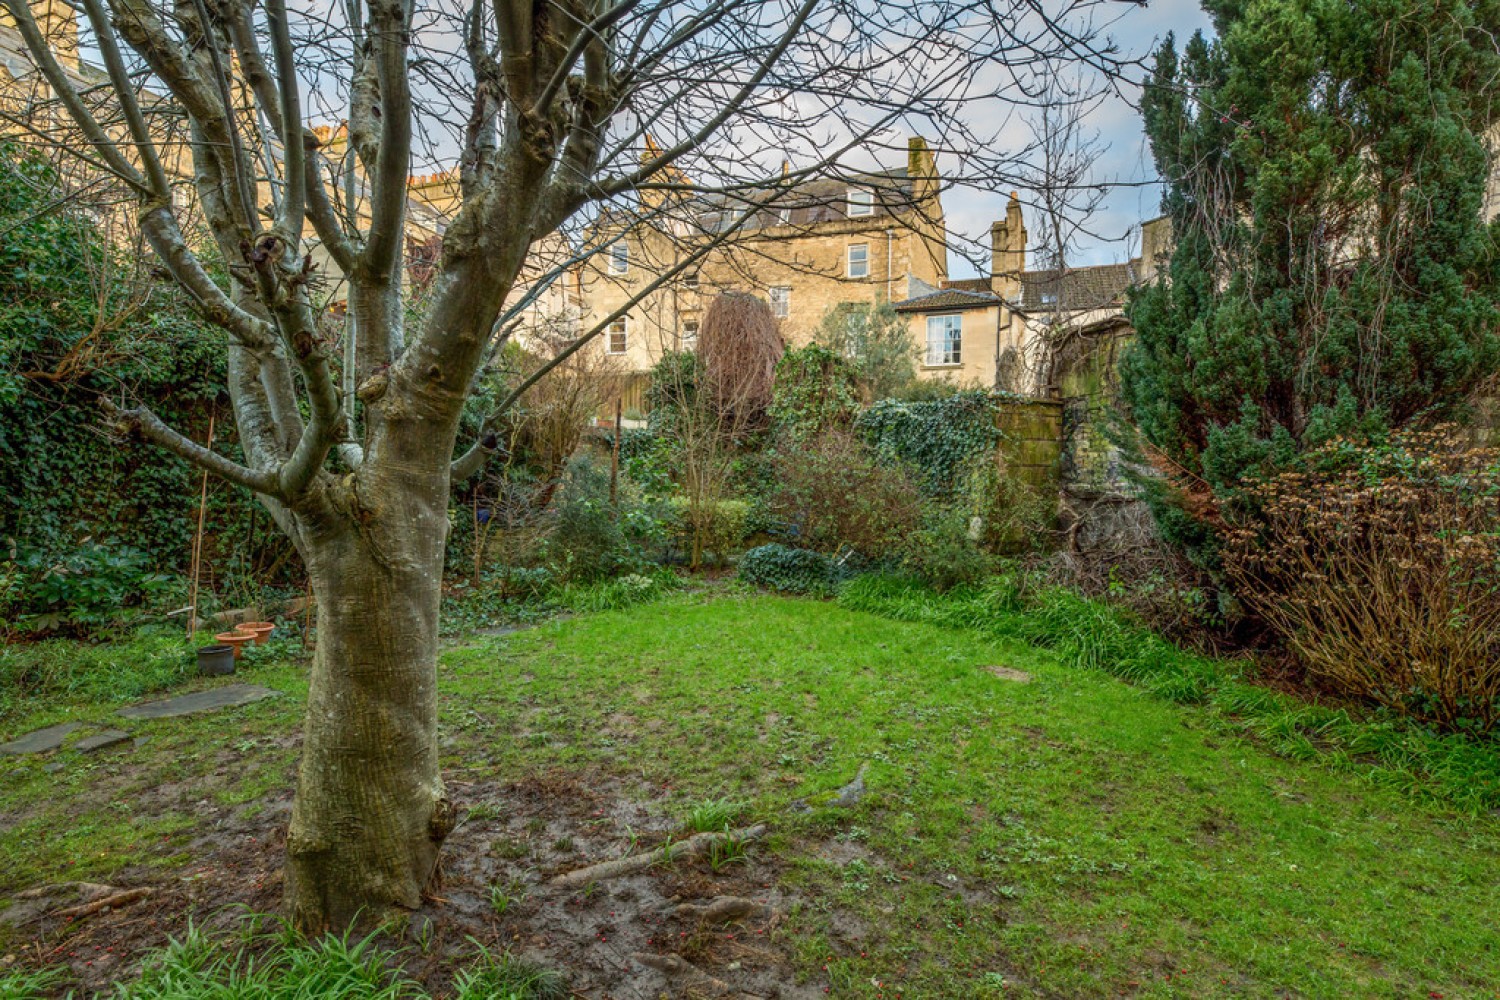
[
  {"xmin": 75, "ymin": 729, "xmax": 132, "ymax": 753},
  {"xmin": 118, "ymin": 684, "xmax": 280, "ymax": 720},
  {"xmin": 0, "ymin": 723, "xmax": 81, "ymax": 755}
]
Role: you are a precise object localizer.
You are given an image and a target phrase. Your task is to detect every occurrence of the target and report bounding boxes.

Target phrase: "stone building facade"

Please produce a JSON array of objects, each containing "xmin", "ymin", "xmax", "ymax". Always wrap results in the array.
[
  {"xmin": 579, "ymin": 138, "xmax": 948, "ymax": 377},
  {"xmin": 1, "ymin": 9, "xmax": 579, "ymax": 347}
]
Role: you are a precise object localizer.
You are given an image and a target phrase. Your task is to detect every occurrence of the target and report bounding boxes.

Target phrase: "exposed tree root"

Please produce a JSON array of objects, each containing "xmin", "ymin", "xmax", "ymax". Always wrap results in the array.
[
  {"xmin": 632, "ymin": 951, "xmax": 734, "ymax": 996},
  {"xmin": 52, "ymin": 888, "xmax": 154, "ymax": 920},
  {"xmin": 548, "ymin": 824, "xmax": 768, "ymax": 889},
  {"xmin": 671, "ymin": 895, "xmax": 773, "ymax": 925}
]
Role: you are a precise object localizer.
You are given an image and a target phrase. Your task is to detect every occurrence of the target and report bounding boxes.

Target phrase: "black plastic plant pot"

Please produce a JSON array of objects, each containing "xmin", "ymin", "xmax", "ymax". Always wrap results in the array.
[{"xmin": 197, "ymin": 644, "xmax": 236, "ymax": 676}]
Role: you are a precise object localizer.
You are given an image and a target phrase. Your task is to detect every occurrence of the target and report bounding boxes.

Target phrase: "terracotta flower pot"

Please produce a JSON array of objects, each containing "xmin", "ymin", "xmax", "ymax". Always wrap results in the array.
[
  {"xmin": 214, "ymin": 630, "xmax": 255, "ymax": 659},
  {"xmin": 239, "ymin": 621, "xmax": 275, "ymax": 645}
]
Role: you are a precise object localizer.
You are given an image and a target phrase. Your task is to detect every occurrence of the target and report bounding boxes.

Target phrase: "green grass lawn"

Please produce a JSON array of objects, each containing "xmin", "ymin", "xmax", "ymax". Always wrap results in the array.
[{"xmin": 3, "ymin": 590, "xmax": 1499, "ymax": 998}]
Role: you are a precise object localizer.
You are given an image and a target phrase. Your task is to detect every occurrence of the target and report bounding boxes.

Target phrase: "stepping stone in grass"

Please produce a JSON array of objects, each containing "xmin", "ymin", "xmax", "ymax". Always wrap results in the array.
[
  {"xmin": 74, "ymin": 730, "xmax": 132, "ymax": 753},
  {"xmin": 118, "ymin": 684, "xmax": 280, "ymax": 720},
  {"xmin": 0, "ymin": 723, "xmax": 82, "ymax": 755},
  {"xmin": 984, "ymin": 665, "xmax": 1032, "ymax": 683}
]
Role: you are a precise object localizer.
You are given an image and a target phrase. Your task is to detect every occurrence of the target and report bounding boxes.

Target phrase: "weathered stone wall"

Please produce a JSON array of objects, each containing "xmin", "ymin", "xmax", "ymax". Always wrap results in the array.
[
  {"xmin": 1055, "ymin": 330, "xmax": 1159, "ymax": 554},
  {"xmin": 995, "ymin": 398, "xmax": 1063, "ymax": 490}
]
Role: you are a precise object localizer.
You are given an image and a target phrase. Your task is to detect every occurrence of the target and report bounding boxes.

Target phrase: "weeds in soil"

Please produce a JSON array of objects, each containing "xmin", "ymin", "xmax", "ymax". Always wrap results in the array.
[
  {"xmin": 488, "ymin": 880, "xmax": 527, "ymax": 918},
  {"xmin": 708, "ymin": 833, "xmax": 749, "ymax": 872},
  {"xmin": 451, "ymin": 943, "xmax": 568, "ymax": 1000},
  {"xmin": 0, "ymin": 966, "xmax": 65, "ymax": 999},
  {"xmin": 25, "ymin": 920, "xmax": 570, "ymax": 1000},
  {"xmin": 121, "ymin": 922, "xmax": 421, "ymax": 999}
]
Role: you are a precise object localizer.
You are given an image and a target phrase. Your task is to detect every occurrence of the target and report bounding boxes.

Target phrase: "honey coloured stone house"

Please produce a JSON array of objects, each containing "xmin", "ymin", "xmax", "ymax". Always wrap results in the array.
[
  {"xmin": 579, "ymin": 137, "xmax": 949, "ymax": 382},
  {"xmin": 892, "ymin": 192, "xmax": 1172, "ymax": 398},
  {"xmin": 0, "ymin": 6, "xmax": 580, "ymax": 351}
]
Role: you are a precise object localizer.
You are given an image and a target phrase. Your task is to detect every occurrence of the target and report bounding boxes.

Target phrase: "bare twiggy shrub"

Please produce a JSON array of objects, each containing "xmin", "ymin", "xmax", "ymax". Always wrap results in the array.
[
  {"xmin": 508, "ymin": 329, "xmax": 624, "ymax": 482},
  {"xmin": 657, "ymin": 294, "xmax": 783, "ymax": 568},
  {"xmin": 771, "ymin": 430, "xmax": 924, "ymax": 558},
  {"xmin": 1223, "ymin": 427, "xmax": 1500, "ymax": 733},
  {"xmin": 465, "ymin": 329, "xmax": 622, "ymax": 579},
  {"xmin": 697, "ymin": 292, "xmax": 783, "ymax": 431}
]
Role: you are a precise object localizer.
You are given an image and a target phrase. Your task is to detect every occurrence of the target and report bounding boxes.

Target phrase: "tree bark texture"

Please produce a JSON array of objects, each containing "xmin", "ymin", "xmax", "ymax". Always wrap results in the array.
[{"xmin": 283, "ymin": 457, "xmax": 456, "ymax": 931}]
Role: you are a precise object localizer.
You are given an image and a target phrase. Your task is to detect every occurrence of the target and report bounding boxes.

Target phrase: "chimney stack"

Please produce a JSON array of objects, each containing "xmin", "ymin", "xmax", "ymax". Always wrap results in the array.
[{"xmin": 989, "ymin": 192, "xmax": 1026, "ymax": 296}]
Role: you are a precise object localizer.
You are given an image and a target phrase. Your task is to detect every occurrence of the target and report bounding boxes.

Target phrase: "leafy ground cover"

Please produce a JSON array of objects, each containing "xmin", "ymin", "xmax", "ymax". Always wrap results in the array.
[{"xmin": 1, "ymin": 590, "xmax": 1498, "ymax": 997}]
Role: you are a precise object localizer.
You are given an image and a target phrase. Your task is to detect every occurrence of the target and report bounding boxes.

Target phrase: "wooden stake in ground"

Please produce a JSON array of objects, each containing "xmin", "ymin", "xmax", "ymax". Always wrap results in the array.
[
  {"xmin": 610, "ymin": 397, "xmax": 622, "ymax": 507},
  {"xmin": 185, "ymin": 408, "xmax": 216, "ymax": 639}
]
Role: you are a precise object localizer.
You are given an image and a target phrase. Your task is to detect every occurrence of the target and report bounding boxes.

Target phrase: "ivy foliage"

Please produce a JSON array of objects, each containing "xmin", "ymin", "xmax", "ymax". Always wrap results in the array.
[
  {"xmin": 1121, "ymin": 0, "xmax": 1500, "ymax": 562},
  {"xmin": 738, "ymin": 543, "xmax": 843, "ymax": 596},
  {"xmin": 855, "ymin": 390, "xmax": 1002, "ymax": 498},
  {"xmin": 0, "ymin": 143, "xmax": 280, "ymax": 630},
  {"xmin": 767, "ymin": 344, "xmax": 860, "ymax": 443}
]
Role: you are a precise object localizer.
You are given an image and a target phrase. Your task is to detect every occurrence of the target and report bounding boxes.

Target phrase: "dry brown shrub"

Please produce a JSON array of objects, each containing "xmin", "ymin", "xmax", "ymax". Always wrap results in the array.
[
  {"xmin": 697, "ymin": 291, "xmax": 783, "ymax": 430},
  {"xmin": 1222, "ymin": 427, "xmax": 1500, "ymax": 734},
  {"xmin": 770, "ymin": 430, "xmax": 924, "ymax": 558}
]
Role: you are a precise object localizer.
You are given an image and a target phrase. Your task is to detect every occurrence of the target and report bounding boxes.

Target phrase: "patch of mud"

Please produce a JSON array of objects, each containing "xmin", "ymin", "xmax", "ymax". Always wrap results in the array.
[{"xmin": 5, "ymin": 768, "xmax": 833, "ymax": 999}]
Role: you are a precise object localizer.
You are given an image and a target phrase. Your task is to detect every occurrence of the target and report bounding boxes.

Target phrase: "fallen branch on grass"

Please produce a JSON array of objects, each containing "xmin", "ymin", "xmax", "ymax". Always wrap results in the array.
[{"xmin": 548, "ymin": 824, "xmax": 768, "ymax": 889}]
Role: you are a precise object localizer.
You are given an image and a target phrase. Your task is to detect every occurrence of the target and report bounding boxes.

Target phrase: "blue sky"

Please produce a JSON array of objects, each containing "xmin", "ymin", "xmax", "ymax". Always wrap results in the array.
[{"xmin": 944, "ymin": 0, "xmax": 1213, "ymax": 278}]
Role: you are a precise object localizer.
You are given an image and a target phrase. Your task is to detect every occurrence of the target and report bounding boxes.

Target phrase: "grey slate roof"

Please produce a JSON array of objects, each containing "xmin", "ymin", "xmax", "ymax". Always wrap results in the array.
[
  {"xmin": 1018, "ymin": 262, "xmax": 1140, "ymax": 312},
  {"xmin": 693, "ymin": 172, "xmax": 920, "ymax": 234},
  {"xmin": 891, "ymin": 288, "xmax": 1003, "ymax": 313}
]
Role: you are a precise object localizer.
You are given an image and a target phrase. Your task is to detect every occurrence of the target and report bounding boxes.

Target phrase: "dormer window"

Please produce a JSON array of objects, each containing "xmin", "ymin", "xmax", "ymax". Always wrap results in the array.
[{"xmin": 847, "ymin": 188, "xmax": 875, "ymax": 217}]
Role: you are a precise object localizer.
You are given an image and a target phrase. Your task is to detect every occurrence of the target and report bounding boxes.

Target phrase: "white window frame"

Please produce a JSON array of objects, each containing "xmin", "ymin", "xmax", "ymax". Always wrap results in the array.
[
  {"xmin": 847, "ymin": 188, "xmax": 875, "ymax": 217},
  {"xmin": 684, "ymin": 269, "xmax": 700, "ymax": 289},
  {"xmin": 608, "ymin": 243, "xmax": 629, "ymax": 275},
  {"xmin": 925, "ymin": 314, "xmax": 962, "ymax": 367},
  {"xmin": 847, "ymin": 243, "xmax": 869, "ymax": 279},
  {"xmin": 768, "ymin": 286, "xmax": 791, "ymax": 319},
  {"xmin": 607, "ymin": 318, "xmax": 628, "ymax": 354},
  {"xmin": 682, "ymin": 319, "xmax": 699, "ymax": 348}
]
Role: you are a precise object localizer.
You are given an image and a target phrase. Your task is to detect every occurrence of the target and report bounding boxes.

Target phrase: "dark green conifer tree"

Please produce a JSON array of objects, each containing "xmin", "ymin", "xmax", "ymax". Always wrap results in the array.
[{"xmin": 1121, "ymin": 0, "xmax": 1500, "ymax": 560}]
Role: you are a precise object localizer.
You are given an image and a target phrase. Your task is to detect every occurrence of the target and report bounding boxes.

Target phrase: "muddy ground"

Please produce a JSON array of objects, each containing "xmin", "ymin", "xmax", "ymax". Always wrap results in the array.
[{"xmin": 1, "ymin": 757, "xmax": 843, "ymax": 999}]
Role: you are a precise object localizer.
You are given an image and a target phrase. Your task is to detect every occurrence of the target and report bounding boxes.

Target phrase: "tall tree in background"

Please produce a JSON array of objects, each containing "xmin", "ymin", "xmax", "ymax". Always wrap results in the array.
[
  {"xmin": 1121, "ymin": 0, "xmax": 1500, "ymax": 559},
  {"xmin": 0, "ymin": 0, "xmax": 1124, "ymax": 930}
]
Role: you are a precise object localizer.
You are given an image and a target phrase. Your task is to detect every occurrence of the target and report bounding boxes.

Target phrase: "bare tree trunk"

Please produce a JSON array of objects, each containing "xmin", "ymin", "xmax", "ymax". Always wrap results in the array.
[{"xmin": 283, "ymin": 469, "xmax": 455, "ymax": 932}]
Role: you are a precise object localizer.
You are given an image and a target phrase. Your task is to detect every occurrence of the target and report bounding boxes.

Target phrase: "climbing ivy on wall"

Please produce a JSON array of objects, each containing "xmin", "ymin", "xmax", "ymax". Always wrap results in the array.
[
  {"xmin": 767, "ymin": 344, "xmax": 860, "ymax": 442},
  {"xmin": 0, "ymin": 143, "xmax": 288, "ymax": 625},
  {"xmin": 855, "ymin": 390, "xmax": 1002, "ymax": 498}
]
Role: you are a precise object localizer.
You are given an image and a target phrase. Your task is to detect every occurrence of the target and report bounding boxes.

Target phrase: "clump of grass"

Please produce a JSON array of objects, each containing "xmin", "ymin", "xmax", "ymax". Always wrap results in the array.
[
  {"xmin": 838, "ymin": 572, "xmax": 1500, "ymax": 811},
  {"xmin": 488, "ymin": 879, "xmax": 528, "ymax": 917},
  {"xmin": 0, "ymin": 966, "xmax": 66, "ymax": 999},
  {"xmin": 549, "ymin": 569, "xmax": 680, "ymax": 615},
  {"xmin": 683, "ymin": 796, "xmax": 743, "ymax": 833},
  {"xmin": 9, "ymin": 920, "xmax": 570, "ymax": 999},
  {"xmin": 120, "ymin": 922, "xmax": 423, "ymax": 999},
  {"xmin": 708, "ymin": 833, "xmax": 749, "ymax": 872},
  {"xmin": 451, "ymin": 944, "xmax": 568, "ymax": 1000}
]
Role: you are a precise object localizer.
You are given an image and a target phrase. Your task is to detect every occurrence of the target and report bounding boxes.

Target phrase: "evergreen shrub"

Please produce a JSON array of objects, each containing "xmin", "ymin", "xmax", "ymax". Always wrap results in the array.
[{"xmin": 739, "ymin": 544, "xmax": 843, "ymax": 596}]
